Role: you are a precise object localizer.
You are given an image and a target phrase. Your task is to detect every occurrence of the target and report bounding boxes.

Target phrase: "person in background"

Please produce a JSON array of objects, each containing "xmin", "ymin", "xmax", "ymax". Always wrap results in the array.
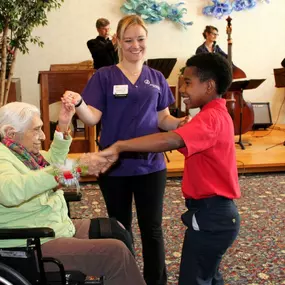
[
  {"xmin": 96, "ymin": 53, "xmax": 241, "ymax": 285},
  {"xmin": 87, "ymin": 18, "xmax": 119, "ymax": 70},
  {"xmin": 0, "ymin": 101, "xmax": 146, "ymax": 285},
  {"xmin": 196, "ymin": 25, "xmax": 228, "ymax": 58},
  {"xmin": 63, "ymin": 14, "xmax": 190, "ymax": 285}
]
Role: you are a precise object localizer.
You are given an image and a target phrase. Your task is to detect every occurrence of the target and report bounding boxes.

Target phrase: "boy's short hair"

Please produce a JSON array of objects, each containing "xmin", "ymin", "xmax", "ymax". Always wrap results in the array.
[
  {"xmin": 96, "ymin": 18, "xmax": 110, "ymax": 29},
  {"xmin": 186, "ymin": 53, "xmax": 232, "ymax": 95}
]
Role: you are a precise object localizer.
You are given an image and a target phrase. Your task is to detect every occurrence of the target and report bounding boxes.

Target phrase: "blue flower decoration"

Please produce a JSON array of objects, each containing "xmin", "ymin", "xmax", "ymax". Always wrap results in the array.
[
  {"xmin": 232, "ymin": 0, "xmax": 256, "ymax": 11},
  {"xmin": 121, "ymin": 0, "xmax": 193, "ymax": 29},
  {"xmin": 203, "ymin": 0, "xmax": 269, "ymax": 18},
  {"xmin": 203, "ymin": 0, "xmax": 232, "ymax": 19}
]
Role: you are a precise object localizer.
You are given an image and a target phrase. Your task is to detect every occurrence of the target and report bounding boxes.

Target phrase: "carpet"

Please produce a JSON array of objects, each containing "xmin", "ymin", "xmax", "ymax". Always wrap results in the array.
[{"xmin": 69, "ymin": 173, "xmax": 285, "ymax": 285}]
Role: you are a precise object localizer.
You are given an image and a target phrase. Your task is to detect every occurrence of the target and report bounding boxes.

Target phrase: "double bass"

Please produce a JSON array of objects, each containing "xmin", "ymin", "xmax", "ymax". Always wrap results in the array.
[{"xmin": 223, "ymin": 17, "xmax": 254, "ymax": 135}]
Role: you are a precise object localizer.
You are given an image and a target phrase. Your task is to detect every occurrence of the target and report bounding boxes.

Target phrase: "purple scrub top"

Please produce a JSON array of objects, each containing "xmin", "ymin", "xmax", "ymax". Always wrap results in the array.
[{"xmin": 82, "ymin": 65, "xmax": 175, "ymax": 176}]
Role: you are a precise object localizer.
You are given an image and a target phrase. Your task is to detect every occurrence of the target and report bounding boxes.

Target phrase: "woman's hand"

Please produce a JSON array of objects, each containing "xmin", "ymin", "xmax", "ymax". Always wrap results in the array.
[
  {"xmin": 177, "ymin": 115, "xmax": 192, "ymax": 128},
  {"xmin": 62, "ymin": 91, "xmax": 82, "ymax": 108}
]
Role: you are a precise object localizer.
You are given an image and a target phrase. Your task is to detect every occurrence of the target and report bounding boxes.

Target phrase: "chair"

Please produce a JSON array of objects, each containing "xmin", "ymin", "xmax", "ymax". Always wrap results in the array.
[
  {"xmin": 0, "ymin": 227, "xmax": 104, "ymax": 285},
  {"xmin": 0, "ymin": 192, "xmax": 103, "ymax": 285},
  {"xmin": 38, "ymin": 69, "xmax": 96, "ymax": 153}
]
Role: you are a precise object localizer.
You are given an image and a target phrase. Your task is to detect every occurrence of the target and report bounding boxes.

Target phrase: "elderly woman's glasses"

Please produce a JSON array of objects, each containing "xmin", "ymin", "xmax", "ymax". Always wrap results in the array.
[{"xmin": 210, "ymin": 32, "xmax": 219, "ymax": 36}]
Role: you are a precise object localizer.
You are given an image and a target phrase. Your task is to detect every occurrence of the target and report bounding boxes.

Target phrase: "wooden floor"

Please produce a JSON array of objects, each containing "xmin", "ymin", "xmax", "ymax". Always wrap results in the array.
[
  {"xmin": 68, "ymin": 125, "xmax": 285, "ymax": 182},
  {"xmin": 166, "ymin": 125, "xmax": 285, "ymax": 176}
]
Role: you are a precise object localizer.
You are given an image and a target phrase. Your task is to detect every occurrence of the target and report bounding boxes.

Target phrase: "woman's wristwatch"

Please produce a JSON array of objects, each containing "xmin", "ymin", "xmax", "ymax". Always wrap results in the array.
[{"xmin": 75, "ymin": 97, "xmax": 83, "ymax": 108}]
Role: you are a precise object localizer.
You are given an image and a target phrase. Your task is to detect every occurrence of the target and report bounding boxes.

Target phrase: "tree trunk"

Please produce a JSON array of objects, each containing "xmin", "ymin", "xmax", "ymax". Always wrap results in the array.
[
  {"xmin": 0, "ymin": 21, "xmax": 9, "ymax": 107},
  {"xmin": 4, "ymin": 48, "xmax": 18, "ymax": 105}
]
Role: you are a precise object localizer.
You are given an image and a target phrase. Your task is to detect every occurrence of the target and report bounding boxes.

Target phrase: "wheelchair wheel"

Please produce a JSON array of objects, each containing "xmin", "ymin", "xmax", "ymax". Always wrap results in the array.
[{"xmin": 0, "ymin": 262, "xmax": 32, "ymax": 285}]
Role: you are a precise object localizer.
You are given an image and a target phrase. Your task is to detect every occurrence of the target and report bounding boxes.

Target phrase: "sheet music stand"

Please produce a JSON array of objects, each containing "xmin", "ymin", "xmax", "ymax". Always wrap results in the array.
[
  {"xmin": 228, "ymin": 79, "xmax": 265, "ymax": 149},
  {"xmin": 146, "ymin": 58, "xmax": 177, "ymax": 79},
  {"xmin": 273, "ymin": 68, "xmax": 285, "ymax": 88}
]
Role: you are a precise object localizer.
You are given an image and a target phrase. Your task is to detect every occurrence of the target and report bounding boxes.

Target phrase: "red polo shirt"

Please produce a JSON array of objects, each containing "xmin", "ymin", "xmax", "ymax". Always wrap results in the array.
[{"xmin": 173, "ymin": 98, "xmax": 240, "ymax": 200}]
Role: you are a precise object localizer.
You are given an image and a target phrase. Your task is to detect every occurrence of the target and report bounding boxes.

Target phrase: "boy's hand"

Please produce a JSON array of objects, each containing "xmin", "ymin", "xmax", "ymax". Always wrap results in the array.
[
  {"xmin": 178, "ymin": 115, "xmax": 192, "ymax": 128},
  {"xmin": 79, "ymin": 153, "xmax": 110, "ymax": 176}
]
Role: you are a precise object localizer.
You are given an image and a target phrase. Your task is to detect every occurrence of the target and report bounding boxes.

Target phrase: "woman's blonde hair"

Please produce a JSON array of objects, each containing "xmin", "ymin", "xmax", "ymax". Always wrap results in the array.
[
  {"xmin": 116, "ymin": 15, "xmax": 148, "ymax": 61},
  {"xmin": 0, "ymin": 102, "xmax": 40, "ymax": 137}
]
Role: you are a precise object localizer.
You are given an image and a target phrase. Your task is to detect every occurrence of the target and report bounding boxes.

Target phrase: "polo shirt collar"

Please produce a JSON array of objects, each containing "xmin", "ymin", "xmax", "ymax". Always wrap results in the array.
[{"xmin": 201, "ymin": 98, "xmax": 226, "ymax": 111}]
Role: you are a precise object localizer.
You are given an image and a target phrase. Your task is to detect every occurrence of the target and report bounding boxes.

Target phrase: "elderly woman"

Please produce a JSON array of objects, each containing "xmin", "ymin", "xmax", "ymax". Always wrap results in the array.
[{"xmin": 0, "ymin": 101, "xmax": 146, "ymax": 285}]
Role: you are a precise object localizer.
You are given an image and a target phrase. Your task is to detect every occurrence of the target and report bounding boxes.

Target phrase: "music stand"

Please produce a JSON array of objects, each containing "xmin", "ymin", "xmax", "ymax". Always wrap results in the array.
[
  {"xmin": 273, "ymin": 68, "xmax": 285, "ymax": 88},
  {"xmin": 146, "ymin": 58, "xmax": 177, "ymax": 79},
  {"xmin": 266, "ymin": 68, "xmax": 285, "ymax": 150},
  {"xmin": 228, "ymin": 79, "xmax": 266, "ymax": 149}
]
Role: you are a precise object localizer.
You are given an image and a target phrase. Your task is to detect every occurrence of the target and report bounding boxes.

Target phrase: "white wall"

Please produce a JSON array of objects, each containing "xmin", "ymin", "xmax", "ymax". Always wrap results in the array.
[{"xmin": 14, "ymin": 0, "xmax": 285, "ymax": 122}]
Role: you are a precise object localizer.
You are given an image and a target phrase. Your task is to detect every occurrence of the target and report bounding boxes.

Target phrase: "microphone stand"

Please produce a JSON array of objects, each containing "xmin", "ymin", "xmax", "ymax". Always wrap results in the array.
[{"xmin": 212, "ymin": 41, "xmax": 216, "ymax": 53}]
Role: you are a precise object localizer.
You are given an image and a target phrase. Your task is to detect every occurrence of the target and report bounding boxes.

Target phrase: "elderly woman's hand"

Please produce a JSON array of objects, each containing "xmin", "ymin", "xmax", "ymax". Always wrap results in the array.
[
  {"xmin": 62, "ymin": 91, "xmax": 82, "ymax": 107},
  {"xmin": 57, "ymin": 102, "xmax": 75, "ymax": 131},
  {"xmin": 79, "ymin": 153, "xmax": 110, "ymax": 176},
  {"xmin": 97, "ymin": 144, "xmax": 120, "ymax": 173}
]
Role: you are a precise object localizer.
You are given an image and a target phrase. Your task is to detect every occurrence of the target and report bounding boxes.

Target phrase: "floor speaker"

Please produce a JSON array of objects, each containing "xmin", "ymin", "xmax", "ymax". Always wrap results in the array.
[{"xmin": 252, "ymin": 102, "xmax": 272, "ymax": 130}]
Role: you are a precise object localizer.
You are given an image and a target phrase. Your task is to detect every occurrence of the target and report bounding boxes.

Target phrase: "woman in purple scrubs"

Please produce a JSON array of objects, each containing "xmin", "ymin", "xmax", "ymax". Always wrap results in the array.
[{"xmin": 63, "ymin": 15, "xmax": 189, "ymax": 285}]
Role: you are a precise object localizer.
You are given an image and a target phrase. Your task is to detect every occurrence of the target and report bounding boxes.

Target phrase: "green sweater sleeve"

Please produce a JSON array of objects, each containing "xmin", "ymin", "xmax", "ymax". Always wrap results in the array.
[
  {"xmin": 0, "ymin": 134, "xmax": 72, "ymax": 207},
  {"xmin": 0, "ymin": 163, "xmax": 58, "ymax": 207},
  {"xmin": 41, "ymin": 133, "xmax": 72, "ymax": 165}
]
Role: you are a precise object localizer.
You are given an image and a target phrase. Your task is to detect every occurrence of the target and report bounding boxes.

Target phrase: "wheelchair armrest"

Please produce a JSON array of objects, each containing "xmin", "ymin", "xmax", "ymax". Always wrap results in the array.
[
  {"xmin": 0, "ymin": 227, "xmax": 55, "ymax": 239},
  {"xmin": 64, "ymin": 191, "xmax": 82, "ymax": 202}
]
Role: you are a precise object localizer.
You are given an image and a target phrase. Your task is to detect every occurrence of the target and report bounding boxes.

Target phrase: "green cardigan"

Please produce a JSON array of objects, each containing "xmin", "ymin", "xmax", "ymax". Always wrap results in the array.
[{"xmin": 0, "ymin": 135, "xmax": 75, "ymax": 248}]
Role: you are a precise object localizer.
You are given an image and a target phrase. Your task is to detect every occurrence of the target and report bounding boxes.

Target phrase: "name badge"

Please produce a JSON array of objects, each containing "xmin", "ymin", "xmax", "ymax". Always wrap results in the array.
[{"xmin": 113, "ymin": 85, "xmax": 128, "ymax": 97}]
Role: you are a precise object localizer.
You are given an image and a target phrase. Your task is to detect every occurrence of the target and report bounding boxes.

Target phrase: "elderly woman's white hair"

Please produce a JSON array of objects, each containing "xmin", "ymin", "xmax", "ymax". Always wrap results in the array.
[{"xmin": 0, "ymin": 102, "xmax": 40, "ymax": 137}]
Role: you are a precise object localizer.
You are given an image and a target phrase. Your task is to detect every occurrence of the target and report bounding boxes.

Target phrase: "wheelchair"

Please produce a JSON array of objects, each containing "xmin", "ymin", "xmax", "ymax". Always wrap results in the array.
[
  {"xmin": 0, "ymin": 192, "xmax": 104, "ymax": 285},
  {"xmin": 0, "ymin": 262, "xmax": 32, "ymax": 285},
  {"xmin": 0, "ymin": 227, "xmax": 104, "ymax": 285}
]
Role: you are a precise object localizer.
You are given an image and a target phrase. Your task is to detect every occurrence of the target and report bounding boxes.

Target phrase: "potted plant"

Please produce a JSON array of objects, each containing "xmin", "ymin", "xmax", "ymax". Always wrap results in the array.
[{"xmin": 0, "ymin": 0, "xmax": 63, "ymax": 107}]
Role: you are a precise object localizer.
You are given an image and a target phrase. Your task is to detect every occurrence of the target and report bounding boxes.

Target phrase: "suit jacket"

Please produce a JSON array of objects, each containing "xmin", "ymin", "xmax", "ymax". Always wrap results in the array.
[{"xmin": 87, "ymin": 36, "xmax": 119, "ymax": 69}]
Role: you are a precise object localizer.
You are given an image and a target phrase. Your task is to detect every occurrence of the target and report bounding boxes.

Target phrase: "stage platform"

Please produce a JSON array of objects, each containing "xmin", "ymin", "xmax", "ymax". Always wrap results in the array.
[{"xmin": 68, "ymin": 126, "xmax": 285, "ymax": 182}]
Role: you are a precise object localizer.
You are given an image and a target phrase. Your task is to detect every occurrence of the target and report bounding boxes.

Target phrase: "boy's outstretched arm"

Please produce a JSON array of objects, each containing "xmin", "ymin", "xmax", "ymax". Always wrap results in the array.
[{"xmin": 98, "ymin": 131, "xmax": 185, "ymax": 173}]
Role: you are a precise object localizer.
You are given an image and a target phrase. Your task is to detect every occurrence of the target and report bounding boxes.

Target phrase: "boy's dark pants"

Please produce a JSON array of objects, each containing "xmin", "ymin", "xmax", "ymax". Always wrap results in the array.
[{"xmin": 179, "ymin": 196, "xmax": 240, "ymax": 285}]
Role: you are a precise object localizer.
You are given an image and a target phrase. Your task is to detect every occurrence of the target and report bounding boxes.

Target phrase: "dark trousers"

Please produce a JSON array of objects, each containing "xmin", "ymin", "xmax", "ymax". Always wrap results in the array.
[
  {"xmin": 98, "ymin": 169, "xmax": 167, "ymax": 285},
  {"xmin": 179, "ymin": 196, "xmax": 240, "ymax": 285}
]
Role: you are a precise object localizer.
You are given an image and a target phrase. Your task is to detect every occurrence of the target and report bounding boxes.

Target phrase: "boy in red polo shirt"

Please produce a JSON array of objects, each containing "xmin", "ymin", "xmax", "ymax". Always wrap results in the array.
[{"xmin": 98, "ymin": 53, "xmax": 241, "ymax": 285}]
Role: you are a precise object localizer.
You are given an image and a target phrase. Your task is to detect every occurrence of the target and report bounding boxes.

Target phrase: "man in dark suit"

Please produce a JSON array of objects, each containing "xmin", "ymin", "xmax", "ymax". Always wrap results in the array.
[{"xmin": 87, "ymin": 18, "xmax": 119, "ymax": 70}]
